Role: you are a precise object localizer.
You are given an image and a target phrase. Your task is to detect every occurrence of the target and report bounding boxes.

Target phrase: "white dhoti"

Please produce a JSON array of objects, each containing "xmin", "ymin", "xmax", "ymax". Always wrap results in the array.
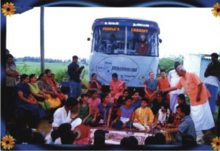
[
  {"xmin": 70, "ymin": 118, "xmax": 82, "ymax": 130},
  {"xmin": 169, "ymin": 94, "xmax": 178, "ymax": 112},
  {"xmin": 190, "ymin": 101, "xmax": 215, "ymax": 131},
  {"xmin": 133, "ymin": 122, "xmax": 150, "ymax": 132}
]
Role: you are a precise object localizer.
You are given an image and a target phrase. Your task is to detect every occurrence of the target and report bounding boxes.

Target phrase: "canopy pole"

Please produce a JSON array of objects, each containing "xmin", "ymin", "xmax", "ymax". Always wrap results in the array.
[{"xmin": 40, "ymin": 7, "xmax": 45, "ymax": 73}]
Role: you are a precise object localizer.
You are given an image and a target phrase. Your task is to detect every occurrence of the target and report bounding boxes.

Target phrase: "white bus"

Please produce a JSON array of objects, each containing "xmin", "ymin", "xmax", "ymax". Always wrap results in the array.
[{"xmin": 89, "ymin": 18, "xmax": 161, "ymax": 90}]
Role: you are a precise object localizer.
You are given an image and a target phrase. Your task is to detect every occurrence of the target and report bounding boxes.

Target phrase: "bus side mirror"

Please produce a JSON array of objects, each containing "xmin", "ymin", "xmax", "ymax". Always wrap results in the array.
[
  {"xmin": 87, "ymin": 38, "xmax": 91, "ymax": 41},
  {"xmin": 159, "ymin": 39, "xmax": 162, "ymax": 43}
]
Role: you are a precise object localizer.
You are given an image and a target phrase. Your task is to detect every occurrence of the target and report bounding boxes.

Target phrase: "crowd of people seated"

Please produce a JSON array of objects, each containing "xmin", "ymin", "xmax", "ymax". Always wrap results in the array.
[{"xmin": 4, "ymin": 53, "xmax": 219, "ymax": 146}]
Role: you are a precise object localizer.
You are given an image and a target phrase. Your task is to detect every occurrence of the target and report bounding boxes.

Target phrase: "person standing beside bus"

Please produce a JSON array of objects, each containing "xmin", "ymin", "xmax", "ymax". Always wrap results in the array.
[
  {"xmin": 144, "ymin": 72, "xmax": 159, "ymax": 102},
  {"xmin": 204, "ymin": 53, "xmax": 220, "ymax": 114},
  {"xmin": 163, "ymin": 65, "xmax": 215, "ymax": 135},
  {"xmin": 168, "ymin": 62, "xmax": 184, "ymax": 112},
  {"xmin": 68, "ymin": 55, "xmax": 84, "ymax": 99},
  {"xmin": 158, "ymin": 69, "xmax": 170, "ymax": 104}
]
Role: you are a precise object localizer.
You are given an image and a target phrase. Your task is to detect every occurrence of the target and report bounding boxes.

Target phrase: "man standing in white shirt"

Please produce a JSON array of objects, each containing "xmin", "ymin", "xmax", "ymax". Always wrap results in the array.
[
  {"xmin": 168, "ymin": 62, "xmax": 184, "ymax": 112},
  {"xmin": 204, "ymin": 53, "xmax": 220, "ymax": 114},
  {"xmin": 52, "ymin": 98, "xmax": 82, "ymax": 131}
]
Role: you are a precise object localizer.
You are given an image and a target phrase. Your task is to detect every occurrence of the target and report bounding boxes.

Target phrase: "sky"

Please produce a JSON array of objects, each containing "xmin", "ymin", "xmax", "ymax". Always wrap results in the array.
[{"xmin": 7, "ymin": 7, "xmax": 220, "ymax": 60}]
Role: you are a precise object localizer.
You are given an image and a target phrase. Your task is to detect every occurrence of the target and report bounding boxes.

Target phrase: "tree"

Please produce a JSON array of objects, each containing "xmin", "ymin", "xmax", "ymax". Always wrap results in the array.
[{"xmin": 159, "ymin": 55, "xmax": 184, "ymax": 73}]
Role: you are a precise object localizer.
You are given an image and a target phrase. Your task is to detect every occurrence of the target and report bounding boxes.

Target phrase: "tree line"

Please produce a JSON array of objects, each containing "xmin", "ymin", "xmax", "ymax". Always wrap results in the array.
[{"xmin": 14, "ymin": 56, "xmax": 89, "ymax": 65}]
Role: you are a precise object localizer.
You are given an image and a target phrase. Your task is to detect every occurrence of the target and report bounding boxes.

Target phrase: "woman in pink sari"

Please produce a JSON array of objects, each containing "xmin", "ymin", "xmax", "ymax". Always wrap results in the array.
[{"xmin": 109, "ymin": 73, "xmax": 126, "ymax": 102}]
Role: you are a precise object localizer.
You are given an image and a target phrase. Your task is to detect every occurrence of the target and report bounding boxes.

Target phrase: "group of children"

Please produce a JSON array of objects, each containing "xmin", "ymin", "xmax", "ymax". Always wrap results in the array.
[{"xmin": 74, "ymin": 89, "xmax": 187, "ymax": 133}]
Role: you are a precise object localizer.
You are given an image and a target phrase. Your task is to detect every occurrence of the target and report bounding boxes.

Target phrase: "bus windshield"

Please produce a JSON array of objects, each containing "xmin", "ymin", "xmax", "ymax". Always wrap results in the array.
[{"xmin": 92, "ymin": 26, "xmax": 159, "ymax": 56}]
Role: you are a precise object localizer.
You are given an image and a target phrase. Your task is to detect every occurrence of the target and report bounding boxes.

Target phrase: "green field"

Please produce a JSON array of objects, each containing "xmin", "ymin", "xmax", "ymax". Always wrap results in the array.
[{"xmin": 16, "ymin": 61, "xmax": 89, "ymax": 85}]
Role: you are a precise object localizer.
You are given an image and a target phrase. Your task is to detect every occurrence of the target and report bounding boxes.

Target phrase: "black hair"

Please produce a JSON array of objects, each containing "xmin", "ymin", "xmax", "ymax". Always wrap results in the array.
[
  {"xmin": 60, "ymin": 131, "xmax": 75, "ymax": 144},
  {"xmin": 51, "ymin": 73, "xmax": 55, "ymax": 76},
  {"xmin": 20, "ymin": 74, "xmax": 29, "ymax": 82},
  {"xmin": 58, "ymin": 123, "xmax": 72, "ymax": 134},
  {"xmin": 178, "ymin": 94, "xmax": 186, "ymax": 104},
  {"xmin": 141, "ymin": 97, "xmax": 149, "ymax": 104},
  {"xmin": 81, "ymin": 93, "xmax": 89, "ymax": 99},
  {"xmin": 112, "ymin": 73, "xmax": 118, "ymax": 78},
  {"xmin": 120, "ymin": 137, "xmax": 132, "ymax": 147},
  {"xmin": 124, "ymin": 96, "xmax": 133, "ymax": 102},
  {"xmin": 211, "ymin": 53, "xmax": 218, "ymax": 59},
  {"xmin": 91, "ymin": 73, "xmax": 97, "ymax": 78},
  {"xmin": 129, "ymin": 136, "xmax": 138, "ymax": 145},
  {"xmin": 72, "ymin": 55, "xmax": 78, "ymax": 60},
  {"xmin": 38, "ymin": 73, "xmax": 45, "ymax": 81},
  {"xmin": 145, "ymin": 136, "xmax": 156, "ymax": 145},
  {"xmin": 154, "ymin": 133, "xmax": 166, "ymax": 144},
  {"xmin": 132, "ymin": 91, "xmax": 140, "ymax": 96},
  {"xmin": 80, "ymin": 93, "xmax": 89, "ymax": 104},
  {"xmin": 160, "ymin": 69, "xmax": 166, "ymax": 72},
  {"xmin": 156, "ymin": 90, "xmax": 164, "ymax": 96},
  {"xmin": 65, "ymin": 97, "xmax": 78, "ymax": 107},
  {"xmin": 100, "ymin": 93, "xmax": 109, "ymax": 103},
  {"xmin": 123, "ymin": 89, "xmax": 129, "ymax": 94},
  {"xmin": 29, "ymin": 132, "xmax": 45, "ymax": 144},
  {"xmin": 44, "ymin": 69, "xmax": 51, "ymax": 74},
  {"xmin": 174, "ymin": 61, "xmax": 181, "ymax": 69},
  {"xmin": 94, "ymin": 130, "xmax": 106, "ymax": 145},
  {"xmin": 91, "ymin": 90, "xmax": 98, "ymax": 96},
  {"xmin": 51, "ymin": 130, "xmax": 60, "ymax": 142},
  {"xmin": 29, "ymin": 74, "xmax": 36, "ymax": 81},
  {"xmin": 6, "ymin": 54, "xmax": 13, "ymax": 60},
  {"xmin": 178, "ymin": 104, "xmax": 190, "ymax": 115},
  {"xmin": 161, "ymin": 103, "xmax": 169, "ymax": 110},
  {"xmin": 94, "ymin": 134, "xmax": 105, "ymax": 145}
]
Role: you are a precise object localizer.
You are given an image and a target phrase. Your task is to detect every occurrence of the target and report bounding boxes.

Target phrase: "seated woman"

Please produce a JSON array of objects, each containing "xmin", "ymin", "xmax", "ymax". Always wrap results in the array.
[
  {"xmin": 91, "ymin": 93, "xmax": 112, "ymax": 127},
  {"xmin": 14, "ymin": 74, "xmax": 47, "ymax": 128},
  {"xmin": 88, "ymin": 90, "xmax": 101, "ymax": 118},
  {"xmin": 111, "ymin": 96, "xmax": 134, "ymax": 130},
  {"xmin": 75, "ymin": 94, "xmax": 93, "ymax": 125},
  {"xmin": 87, "ymin": 73, "xmax": 102, "ymax": 96},
  {"xmin": 29, "ymin": 74, "xmax": 51, "ymax": 111},
  {"xmin": 109, "ymin": 73, "xmax": 126, "ymax": 102},
  {"xmin": 144, "ymin": 72, "xmax": 159, "ymax": 102},
  {"xmin": 37, "ymin": 73, "xmax": 61, "ymax": 109},
  {"xmin": 111, "ymin": 89, "xmax": 130, "ymax": 121},
  {"xmin": 154, "ymin": 103, "xmax": 171, "ymax": 129},
  {"xmin": 151, "ymin": 91, "xmax": 167, "ymax": 115},
  {"xmin": 45, "ymin": 69, "xmax": 67, "ymax": 102}
]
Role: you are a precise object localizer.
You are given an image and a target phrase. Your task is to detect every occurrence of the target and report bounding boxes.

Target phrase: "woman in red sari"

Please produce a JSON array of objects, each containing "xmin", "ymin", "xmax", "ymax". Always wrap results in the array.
[{"xmin": 109, "ymin": 73, "xmax": 126, "ymax": 102}]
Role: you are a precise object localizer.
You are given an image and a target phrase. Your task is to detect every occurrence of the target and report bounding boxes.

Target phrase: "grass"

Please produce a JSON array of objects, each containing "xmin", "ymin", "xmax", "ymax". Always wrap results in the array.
[{"xmin": 16, "ymin": 61, "xmax": 89, "ymax": 85}]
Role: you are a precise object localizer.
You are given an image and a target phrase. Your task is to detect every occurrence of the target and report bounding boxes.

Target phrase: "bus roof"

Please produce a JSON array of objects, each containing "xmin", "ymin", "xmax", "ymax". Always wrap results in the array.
[{"xmin": 93, "ymin": 17, "xmax": 159, "ymax": 30}]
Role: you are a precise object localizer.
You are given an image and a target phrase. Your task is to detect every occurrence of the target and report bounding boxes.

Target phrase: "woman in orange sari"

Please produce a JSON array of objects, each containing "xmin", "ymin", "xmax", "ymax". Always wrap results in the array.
[
  {"xmin": 109, "ymin": 73, "xmax": 126, "ymax": 102},
  {"xmin": 144, "ymin": 72, "xmax": 159, "ymax": 102}
]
